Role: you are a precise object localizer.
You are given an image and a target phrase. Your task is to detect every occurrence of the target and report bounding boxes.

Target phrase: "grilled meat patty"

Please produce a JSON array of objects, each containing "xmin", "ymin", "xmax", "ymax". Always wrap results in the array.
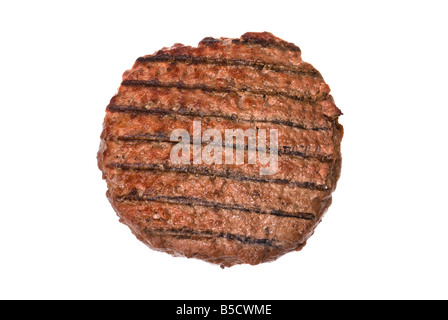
[{"xmin": 98, "ymin": 32, "xmax": 343, "ymax": 267}]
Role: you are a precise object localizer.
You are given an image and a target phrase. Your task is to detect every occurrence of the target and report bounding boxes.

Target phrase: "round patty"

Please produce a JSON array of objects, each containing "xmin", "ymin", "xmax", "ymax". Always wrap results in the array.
[{"xmin": 98, "ymin": 32, "xmax": 343, "ymax": 268}]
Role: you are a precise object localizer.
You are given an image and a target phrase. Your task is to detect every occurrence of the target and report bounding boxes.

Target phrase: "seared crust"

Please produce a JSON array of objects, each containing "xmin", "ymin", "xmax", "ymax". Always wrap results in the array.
[{"xmin": 98, "ymin": 32, "xmax": 343, "ymax": 267}]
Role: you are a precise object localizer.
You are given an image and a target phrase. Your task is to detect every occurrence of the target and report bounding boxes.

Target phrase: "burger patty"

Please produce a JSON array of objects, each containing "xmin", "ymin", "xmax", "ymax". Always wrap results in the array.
[{"xmin": 98, "ymin": 32, "xmax": 343, "ymax": 267}]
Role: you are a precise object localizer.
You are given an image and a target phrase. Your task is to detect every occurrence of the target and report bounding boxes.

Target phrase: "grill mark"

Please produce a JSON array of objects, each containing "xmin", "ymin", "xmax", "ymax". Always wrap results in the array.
[
  {"xmin": 117, "ymin": 194, "xmax": 316, "ymax": 221},
  {"xmin": 239, "ymin": 33, "xmax": 301, "ymax": 52},
  {"xmin": 111, "ymin": 86, "xmax": 340, "ymax": 128},
  {"xmin": 107, "ymin": 162, "xmax": 329, "ymax": 191},
  {"xmin": 109, "ymin": 170, "xmax": 331, "ymax": 216},
  {"xmin": 107, "ymin": 104, "xmax": 331, "ymax": 131},
  {"xmin": 114, "ymin": 196, "xmax": 323, "ymax": 246},
  {"xmin": 110, "ymin": 133, "xmax": 333, "ymax": 163},
  {"xmin": 137, "ymin": 54, "xmax": 319, "ymax": 77},
  {"xmin": 103, "ymin": 112, "xmax": 337, "ymax": 162},
  {"xmin": 199, "ymin": 34, "xmax": 301, "ymax": 53},
  {"xmin": 103, "ymin": 139, "xmax": 334, "ymax": 187},
  {"xmin": 121, "ymin": 79, "xmax": 328, "ymax": 103},
  {"xmin": 143, "ymin": 227, "xmax": 282, "ymax": 248}
]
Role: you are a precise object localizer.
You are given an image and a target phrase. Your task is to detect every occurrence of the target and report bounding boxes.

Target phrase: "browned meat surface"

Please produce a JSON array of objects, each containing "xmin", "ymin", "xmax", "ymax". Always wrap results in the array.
[{"xmin": 98, "ymin": 32, "xmax": 343, "ymax": 267}]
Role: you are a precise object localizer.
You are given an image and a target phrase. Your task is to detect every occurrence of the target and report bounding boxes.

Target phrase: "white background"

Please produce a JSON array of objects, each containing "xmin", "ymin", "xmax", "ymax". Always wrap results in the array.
[{"xmin": 1, "ymin": 1, "xmax": 447, "ymax": 300}]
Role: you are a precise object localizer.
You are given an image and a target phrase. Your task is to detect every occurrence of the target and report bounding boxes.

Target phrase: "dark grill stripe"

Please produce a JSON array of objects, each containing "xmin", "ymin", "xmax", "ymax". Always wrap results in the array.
[
  {"xmin": 107, "ymin": 104, "xmax": 331, "ymax": 131},
  {"xmin": 137, "ymin": 54, "xmax": 320, "ymax": 77},
  {"xmin": 121, "ymin": 79, "xmax": 328, "ymax": 103},
  {"xmin": 106, "ymin": 162, "xmax": 330, "ymax": 191},
  {"xmin": 199, "ymin": 35, "xmax": 301, "ymax": 52},
  {"xmin": 109, "ymin": 133, "xmax": 333, "ymax": 163},
  {"xmin": 116, "ymin": 194, "xmax": 316, "ymax": 220},
  {"xmin": 142, "ymin": 227, "xmax": 282, "ymax": 248},
  {"xmin": 238, "ymin": 34, "xmax": 301, "ymax": 52}
]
